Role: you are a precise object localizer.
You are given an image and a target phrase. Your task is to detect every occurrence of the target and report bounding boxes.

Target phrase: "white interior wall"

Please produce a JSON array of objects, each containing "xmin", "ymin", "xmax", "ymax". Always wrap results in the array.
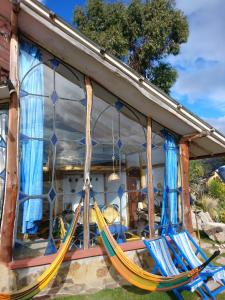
[
  {"xmin": 152, "ymin": 166, "xmax": 164, "ymax": 208},
  {"xmin": 63, "ymin": 172, "xmax": 128, "ymax": 225}
]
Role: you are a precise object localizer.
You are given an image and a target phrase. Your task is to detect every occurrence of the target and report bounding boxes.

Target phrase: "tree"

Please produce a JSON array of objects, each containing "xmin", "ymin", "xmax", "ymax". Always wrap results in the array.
[{"xmin": 74, "ymin": 0, "xmax": 188, "ymax": 94}]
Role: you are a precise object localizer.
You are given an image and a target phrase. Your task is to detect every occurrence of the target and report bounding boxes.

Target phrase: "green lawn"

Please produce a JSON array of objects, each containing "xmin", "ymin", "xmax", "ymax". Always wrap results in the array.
[{"xmin": 54, "ymin": 286, "xmax": 225, "ymax": 300}]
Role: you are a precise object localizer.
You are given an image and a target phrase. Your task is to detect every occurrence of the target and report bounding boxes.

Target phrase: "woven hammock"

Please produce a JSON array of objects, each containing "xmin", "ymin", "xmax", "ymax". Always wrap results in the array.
[
  {"xmin": 0, "ymin": 201, "xmax": 82, "ymax": 300},
  {"xmin": 93, "ymin": 200, "xmax": 219, "ymax": 291}
]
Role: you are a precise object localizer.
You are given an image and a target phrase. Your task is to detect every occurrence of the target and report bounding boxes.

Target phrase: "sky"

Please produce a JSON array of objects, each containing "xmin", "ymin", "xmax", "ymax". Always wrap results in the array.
[{"xmin": 38, "ymin": 0, "xmax": 225, "ymax": 133}]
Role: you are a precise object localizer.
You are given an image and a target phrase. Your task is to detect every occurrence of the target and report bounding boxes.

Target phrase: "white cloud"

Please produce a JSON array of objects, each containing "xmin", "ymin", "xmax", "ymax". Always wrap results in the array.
[
  {"xmin": 168, "ymin": 0, "xmax": 225, "ymax": 110},
  {"xmin": 171, "ymin": 62, "xmax": 225, "ymax": 109},
  {"xmin": 37, "ymin": 0, "xmax": 46, "ymax": 4},
  {"xmin": 174, "ymin": 0, "xmax": 225, "ymax": 63},
  {"xmin": 204, "ymin": 115, "xmax": 225, "ymax": 134}
]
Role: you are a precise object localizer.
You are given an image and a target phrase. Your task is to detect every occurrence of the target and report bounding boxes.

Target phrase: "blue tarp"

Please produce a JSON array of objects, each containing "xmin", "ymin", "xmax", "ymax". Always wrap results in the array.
[
  {"xmin": 19, "ymin": 40, "xmax": 44, "ymax": 234},
  {"xmin": 217, "ymin": 166, "xmax": 225, "ymax": 183},
  {"xmin": 160, "ymin": 132, "xmax": 178, "ymax": 231}
]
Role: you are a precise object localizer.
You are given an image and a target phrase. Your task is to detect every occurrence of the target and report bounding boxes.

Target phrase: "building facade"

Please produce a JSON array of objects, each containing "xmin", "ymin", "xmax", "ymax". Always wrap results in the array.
[{"xmin": 0, "ymin": 0, "xmax": 225, "ymax": 297}]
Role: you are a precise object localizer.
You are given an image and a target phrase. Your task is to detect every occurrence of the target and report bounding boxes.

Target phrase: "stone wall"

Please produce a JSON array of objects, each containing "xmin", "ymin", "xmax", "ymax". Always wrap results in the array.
[
  {"xmin": 3, "ymin": 248, "xmax": 154, "ymax": 299},
  {"xmin": 0, "ymin": 262, "xmax": 16, "ymax": 293}
]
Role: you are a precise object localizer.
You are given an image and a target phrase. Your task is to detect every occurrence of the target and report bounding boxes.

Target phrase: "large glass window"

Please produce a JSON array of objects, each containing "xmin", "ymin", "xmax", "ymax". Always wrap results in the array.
[
  {"xmin": 0, "ymin": 104, "xmax": 8, "ymax": 224},
  {"xmin": 13, "ymin": 39, "xmax": 181, "ymax": 259},
  {"xmin": 14, "ymin": 40, "xmax": 86, "ymax": 259},
  {"xmin": 90, "ymin": 82, "xmax": 148, "ymax": 245}
]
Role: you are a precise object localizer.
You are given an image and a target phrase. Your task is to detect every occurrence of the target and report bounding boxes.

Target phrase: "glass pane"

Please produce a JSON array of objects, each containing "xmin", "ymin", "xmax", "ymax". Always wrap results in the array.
[
  {"xmin": 15, "ymin": 39, "xmax": 86, "ymax": 257},
  {"xmin": 152, "ymin": 125, "xmax": 165, "ymax": 235},
  {"xmin": 14, "ymin": 197, "xmax": 50, "ymax": 259},
  {"xmin": 0, "ymin": 108, "xmax": 8, "ymax": 224},
  {"xmin": 92, "ymin": 105, "xmax": 118, "ymax": 143},
  {"xmin": 55, "ymin": 64, "xmax": 85, "ymax": 101},
  {"xmin": 55, "ymin": 141, "xmax": 85, "ymax": 169},
  {"xmin": 20, "ymin": 59, "xmax": 54, "ymax": 98},
  {"xmin": 20, "ymin": 139, "xmax": 52, "ymax": 195},
  {"xmin": 91, "ymin": 81, "xmax": 147, "ymax": 245},
  {"xmin": 20, "ymin": 95, "xmax": 53, "ymax": 140},
  {"xmin": 55, "ymin": 100, "xmax": 85, "ymax": 141}
]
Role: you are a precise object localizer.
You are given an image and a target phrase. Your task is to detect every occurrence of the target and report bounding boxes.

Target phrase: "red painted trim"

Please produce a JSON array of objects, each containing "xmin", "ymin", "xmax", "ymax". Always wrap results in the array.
[{"xmin": 9, "ymin": 240, "xmax": 145, "ymax": 270}]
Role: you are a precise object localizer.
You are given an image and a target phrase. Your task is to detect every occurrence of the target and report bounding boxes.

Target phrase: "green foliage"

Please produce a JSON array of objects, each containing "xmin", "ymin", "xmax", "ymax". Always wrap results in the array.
[
  {"xmin": 74, "ymin": 0, "xmax": 189, "ymax": 94},
  {"xmin": 189, "ymin": 160, "xmax": 205, "ymax": 185},
  {"xmin": 150, "ymin": 62, "xmax": 177, "ymax": 93},
  {"xmin": 208, "ymin": 178, "xmax": 225, "ymax": 201},
  {"xmin": 208, "ymin": 178, "xmax": 225, "ymax": 222}
]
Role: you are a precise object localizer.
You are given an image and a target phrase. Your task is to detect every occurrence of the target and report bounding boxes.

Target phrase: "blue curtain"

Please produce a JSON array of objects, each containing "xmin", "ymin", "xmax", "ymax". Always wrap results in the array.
[
  {"xmin": 19, "ymin": 40, "xmax": 44, "ymax": 234},
  {"xmin": 160, "ymin": 132, "xmax": 178, "ymax": 231}
]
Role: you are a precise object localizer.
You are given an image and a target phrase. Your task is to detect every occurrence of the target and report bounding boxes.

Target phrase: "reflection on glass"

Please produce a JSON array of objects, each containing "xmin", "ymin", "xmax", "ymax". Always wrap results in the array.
[
  {"xmin": 90, "ymin": 81, "xmax": 147, "ymax": 245},
  {"xmin": 0, "ymin": 108, "xmax": 8, "ymax": 224},
  {"xmin": 15, "ymin": 39, "xmax": 86, "ymax": 259},
  {"xmin": 151, "ymin": 124, "xmax": 166, "ymax": 235}
]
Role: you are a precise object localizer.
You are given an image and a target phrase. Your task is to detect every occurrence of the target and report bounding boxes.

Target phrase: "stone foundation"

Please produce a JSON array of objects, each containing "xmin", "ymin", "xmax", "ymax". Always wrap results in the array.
[
  {"xmin": 0, "ymin": 248, "xmax": 154, "ymax": 298},
  {"xmin": 0, "ymin": 262, "xmax": 17, "ymax": 293}
]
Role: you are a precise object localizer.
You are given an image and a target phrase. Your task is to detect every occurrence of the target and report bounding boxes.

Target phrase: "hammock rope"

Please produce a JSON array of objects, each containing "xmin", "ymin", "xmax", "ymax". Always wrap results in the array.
[
  {"xmin": 0, "ymin": 198, "xmax": 83, "ymax": 300},
  {"xmin": 93, "ymin": 199, "xmax": 219, "ymax": 291}
]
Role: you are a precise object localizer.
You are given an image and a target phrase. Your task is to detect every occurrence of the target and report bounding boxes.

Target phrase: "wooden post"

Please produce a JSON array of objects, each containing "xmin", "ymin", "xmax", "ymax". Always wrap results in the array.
[
  {"xmin": 179, "ymin": 141, "xmax": 193, "ymax": 234},
  {"xmin": 0, "ymin": 2, "xmax": 19, "ymax": 264},
  {"xmin": 83, "ymin": 76, "xmax": 93, "ymax": 249},
  {"xmin": 146, "ymin": 118, "xmax": 155, "ymax": 238}
]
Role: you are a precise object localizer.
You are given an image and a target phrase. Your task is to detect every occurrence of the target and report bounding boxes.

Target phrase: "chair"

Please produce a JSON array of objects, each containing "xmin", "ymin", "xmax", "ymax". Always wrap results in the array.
[
  {"xmin": 169, "ymin": 230, "xmax": 225, "ymax": 299},
  {"xmin": 144, "ymin": 237, "xmax": 209, "ymax": 299}
]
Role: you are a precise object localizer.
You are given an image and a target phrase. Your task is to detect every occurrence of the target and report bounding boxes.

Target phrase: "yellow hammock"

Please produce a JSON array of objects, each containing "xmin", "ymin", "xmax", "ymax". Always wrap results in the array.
[
  {"xmin": 93, "ymin": 200, "xmax": 216, "ymax": 292},
  {"xmin": 0, "ymin": 200, "xmax": 82, "ymax": 300}
]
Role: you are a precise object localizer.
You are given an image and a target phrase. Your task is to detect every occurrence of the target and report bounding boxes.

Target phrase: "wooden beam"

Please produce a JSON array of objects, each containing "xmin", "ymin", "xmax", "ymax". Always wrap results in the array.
[
  {"xmin": 179, "ymin": 142, "xmax": 193, "ymax": 234},
  {"xmin": 146, "ymin": 118, "xmax": 155, "ymax": 238},
  {"xmin": 180, "ymin": 131, "xmax": 209, "ymax": 143},
  {"xmin": 190, "ymin": 152, "xmax": 225, "ymax": 160},
  {"xmin": 152, "ymin": 163, "xmax": 164, "ymax": 169},
  {"xmin": 0, "ymin": 2, "xmax": 19, "ymax": 264},
  {"xmin": 83, "ymin": 76, "xmax": 93, "ymax": 249},
  {"xmin": 43, "ymin": 164, "xmax": 125, "ymax": 173}
]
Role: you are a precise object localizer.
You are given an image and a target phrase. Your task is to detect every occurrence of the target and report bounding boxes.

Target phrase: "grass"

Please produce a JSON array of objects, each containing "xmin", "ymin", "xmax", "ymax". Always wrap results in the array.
[
  {"xmin": 53, "ymin": 286, "xmax": 225, "ymax": 300},
  {"xmin": 195, "ymin": 230, "xmax": 225, "ymax": 266}
]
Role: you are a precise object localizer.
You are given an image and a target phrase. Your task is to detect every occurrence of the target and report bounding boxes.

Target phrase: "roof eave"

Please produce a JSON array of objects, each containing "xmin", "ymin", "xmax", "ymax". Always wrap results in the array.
[{"xmin": 15, "ymin": 0, "xmax": 225, "ymax": 157}]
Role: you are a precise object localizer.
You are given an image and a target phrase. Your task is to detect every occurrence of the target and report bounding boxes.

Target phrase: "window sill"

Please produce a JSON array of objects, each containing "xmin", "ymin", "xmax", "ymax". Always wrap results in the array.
[{"xmin": 9, "ymin": 240, "xmax": 145, "ymax": 270}]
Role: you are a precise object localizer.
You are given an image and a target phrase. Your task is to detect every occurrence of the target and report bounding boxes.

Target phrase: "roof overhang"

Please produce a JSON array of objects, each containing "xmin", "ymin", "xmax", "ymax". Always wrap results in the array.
[{"xmin": 2, "ymin": 0, "xmax": 225, "ymax": 159}]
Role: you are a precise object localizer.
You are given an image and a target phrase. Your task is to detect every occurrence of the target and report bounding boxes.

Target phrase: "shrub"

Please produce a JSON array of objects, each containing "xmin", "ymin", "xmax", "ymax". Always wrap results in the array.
[
  {"xmin": 208, "ymin": 178, "xmax": 225, "ymax": 201},
  {"xmin": 197, "ymin": 195, "xmax": 219, "ymax": 221},
  {"xmin": 208, "ymin": 179, "xmax": 225, "ymax": 223},
  {"xmin": 189, "ymin": 161, "xmax": 205, "ymax": 185}
]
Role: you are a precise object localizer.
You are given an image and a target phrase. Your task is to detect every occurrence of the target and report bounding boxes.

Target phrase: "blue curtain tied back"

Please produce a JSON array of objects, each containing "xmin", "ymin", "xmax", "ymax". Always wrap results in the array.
[
  {"xmin": 160, "ymin": 132, "xmax": 178, "ymax": 232},
  {"xmin": 19, "ymin": 40, "xmax": 44, "ymax": 234}
]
